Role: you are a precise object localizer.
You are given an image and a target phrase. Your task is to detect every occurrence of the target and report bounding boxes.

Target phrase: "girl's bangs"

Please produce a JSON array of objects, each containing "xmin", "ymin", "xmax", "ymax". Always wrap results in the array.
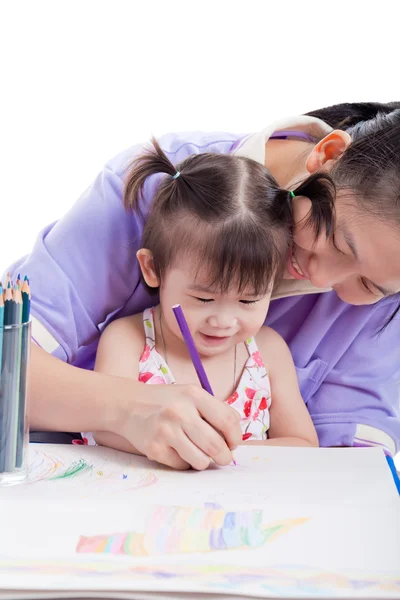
[{"xmin": 167, "ymin": 218, "xmax": 290, "ymax": 296}]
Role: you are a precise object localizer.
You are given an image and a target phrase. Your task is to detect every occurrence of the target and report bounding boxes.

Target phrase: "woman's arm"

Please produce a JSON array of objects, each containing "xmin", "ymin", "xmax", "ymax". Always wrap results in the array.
[
  {"xmin": 29, "ymin": 339, "xmax": 241, "ymax": 470},
  {"xmin": 250, "ymin": 327, "xmax": 319, "ymax": 447}
]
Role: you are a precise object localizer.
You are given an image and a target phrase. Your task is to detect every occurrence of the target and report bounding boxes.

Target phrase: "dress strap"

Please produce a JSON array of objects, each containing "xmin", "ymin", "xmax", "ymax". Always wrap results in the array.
[
  {"xmin": 143, "ymin": 307, "xmax": 156, "ymax": 343},
  {"xmin": 244, "ymin": 336, "xmax": 258, "ymax": 356}
]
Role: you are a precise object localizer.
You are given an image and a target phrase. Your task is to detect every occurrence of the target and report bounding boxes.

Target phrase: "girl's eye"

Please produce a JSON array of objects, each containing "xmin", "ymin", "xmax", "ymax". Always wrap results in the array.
[
  {"xmin": 196, "ymin": 297, "xmax": 214, "ymax": 304},
  {"xmin": 240, "ymin": 300, "xmax": 259, "ymax": 305}
]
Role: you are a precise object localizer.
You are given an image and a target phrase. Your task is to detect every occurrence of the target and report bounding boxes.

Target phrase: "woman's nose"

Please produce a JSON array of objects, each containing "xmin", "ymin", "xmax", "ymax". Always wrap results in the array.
[{"xmin": 307, "ymin": 254, "xmax": 353, "ymax": 289}]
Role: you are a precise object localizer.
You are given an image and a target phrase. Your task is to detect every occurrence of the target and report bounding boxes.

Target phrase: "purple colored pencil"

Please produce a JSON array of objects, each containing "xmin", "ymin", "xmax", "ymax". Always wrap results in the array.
[
  {"xmin": 172, "ymin": 304, "xmax": 236, "ymax": 465},
  {"xmin": 172, "ymin": 304, "xmax": 214, "ymax": 395}
]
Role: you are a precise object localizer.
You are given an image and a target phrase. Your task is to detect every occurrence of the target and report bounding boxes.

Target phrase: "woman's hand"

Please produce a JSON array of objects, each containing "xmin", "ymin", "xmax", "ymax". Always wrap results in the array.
[{"xmin": 116, "ymin": 381, "xmax": 242, "ymax": 470}]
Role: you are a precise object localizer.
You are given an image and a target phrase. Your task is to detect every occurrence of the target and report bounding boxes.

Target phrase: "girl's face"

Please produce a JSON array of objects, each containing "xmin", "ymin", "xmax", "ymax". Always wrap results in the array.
[
  {"xmin": 285, "ymin": 192, "xmax": 400, "ymax": 305},
  {"xmin": 158, "ymin": 261, "xmax": 272, "ymax": 357}
]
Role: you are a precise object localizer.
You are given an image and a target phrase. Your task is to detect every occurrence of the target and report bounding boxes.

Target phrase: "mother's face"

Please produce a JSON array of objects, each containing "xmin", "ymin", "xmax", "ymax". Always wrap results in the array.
[{"xmin": 285, "ymin": 192, "xmax": 400, "ymax": 305}]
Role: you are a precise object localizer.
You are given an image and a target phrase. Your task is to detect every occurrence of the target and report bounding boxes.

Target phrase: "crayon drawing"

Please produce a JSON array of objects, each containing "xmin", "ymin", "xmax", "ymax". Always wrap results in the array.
[
  {"xmin": 76, "ymin": 505, "xmax": 307, "ymax": 556},
  {"xmin": 0, "ymin": 558, "xmax": 399, "ymax": 598},
  {"xmin": 25, "ymin": 448, "xmax": 158, "ymax": 493}
]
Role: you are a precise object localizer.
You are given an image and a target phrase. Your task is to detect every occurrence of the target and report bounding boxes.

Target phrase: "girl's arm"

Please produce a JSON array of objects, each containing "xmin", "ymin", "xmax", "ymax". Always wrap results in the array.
[
  {"xmin": 92, "ymin": 315, "xmax": 241, "ymax": 468},
  {"xmin": 92, "ymin": 315, "xmax": 144, "ymax": 453},
  {"xmin": 249, "ymin": 327, "xmax": 319, "ymax": 447}
]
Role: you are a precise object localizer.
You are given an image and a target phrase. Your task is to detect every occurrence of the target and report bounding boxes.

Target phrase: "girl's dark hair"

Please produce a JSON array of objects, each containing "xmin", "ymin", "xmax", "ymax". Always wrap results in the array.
[
  {"xmin": 307, "ymin": 102, "xmax": 400, "ymax": 327},
  {"xmin": 125, "ymin": 138, "xmax": 334, "ymax": 296}
]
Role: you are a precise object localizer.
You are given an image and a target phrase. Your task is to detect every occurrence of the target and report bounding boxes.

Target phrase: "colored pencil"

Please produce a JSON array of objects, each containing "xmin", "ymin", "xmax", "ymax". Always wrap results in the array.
[
  {"xmin": 172, "ymin": 304, "xmax": 213, "ymax": 395},
  {"xmin": 0, "ymin": 284, "xmax": 14, "ymax": 471},
  {"xmin": 21, "ymin": 276, "xmax": 31, "ymax": 324},
  {"xmin": 0, "ymin": 284, "xmax": 4, "ymax": 383},
  {"xmin": 172, "ymin": 304, "xmax": 236, "ymax": 465},
  {"xmin": 4, "ymin": 286, "xmax": 23, "ymax": 471},
  {"xmin": 386, "ymin": 455, "xmax": 400, "ymax": 495},
  {"xmin": 3, "ymin": 282, "xmax": 13, "ymax": 326},
  {"xmin": 0, "ymin": 275, "xmax": 31, "ymax": 474},
  {"xmin": 16, "ymin": 277, "xmax": 31, "ymax": 467}
]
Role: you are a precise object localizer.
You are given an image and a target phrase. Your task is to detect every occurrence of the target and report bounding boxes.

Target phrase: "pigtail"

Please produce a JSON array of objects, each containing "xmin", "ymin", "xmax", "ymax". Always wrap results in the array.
[
  {"xmin": 292, "ymin": 173, "xmax": 336, "ymax": 238},
  {"xmin": 269, "ymin": 172, "xmax": 335, "ymax": 239},
  {"xmin": 124, "ymin": 137, "xmax": 179, "ymax": 212}
]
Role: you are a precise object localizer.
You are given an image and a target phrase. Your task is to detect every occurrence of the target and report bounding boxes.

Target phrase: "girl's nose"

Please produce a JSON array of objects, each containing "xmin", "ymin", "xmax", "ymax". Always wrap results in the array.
[{"xmin": 208, "ymin": 312, "xmax": 238, "ymax": 329}]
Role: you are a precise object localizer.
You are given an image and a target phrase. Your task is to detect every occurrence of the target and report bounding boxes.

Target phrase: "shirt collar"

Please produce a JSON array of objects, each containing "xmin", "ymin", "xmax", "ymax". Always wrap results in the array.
[
  {"xmin": 232, "ymin": 115, "xmax": 333, "ymax": 163},
  {"xmin": 233, "ymin": 116, "xmax": 333, "ymax": 300}
]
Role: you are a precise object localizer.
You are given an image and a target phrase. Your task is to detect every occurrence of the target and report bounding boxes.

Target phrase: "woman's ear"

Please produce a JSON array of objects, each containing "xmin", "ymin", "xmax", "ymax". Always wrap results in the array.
[
  {"xmin": 136, "ymin": 249, "xmax": 160, "ymax": 288},
  {"xmin": 306, "ymin": 130, "xmax": 351, "ymax": 173}
]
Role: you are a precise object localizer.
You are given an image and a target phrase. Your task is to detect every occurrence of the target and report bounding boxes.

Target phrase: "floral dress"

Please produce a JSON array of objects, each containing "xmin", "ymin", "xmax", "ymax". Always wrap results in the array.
[{"xmin": 139, "ymin": 308, "xmax": 272, "ymax": 441}]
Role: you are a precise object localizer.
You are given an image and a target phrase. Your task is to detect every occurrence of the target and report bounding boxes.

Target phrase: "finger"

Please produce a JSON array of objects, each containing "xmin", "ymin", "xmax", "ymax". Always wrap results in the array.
[
  {"xmin": 184, "ymin": 419, "xmax": 234, "ymax": 466},
  {"xmin": 171, "ymin": 431, "xmax": 211, "ymax": 471},
  {"xmin": 146, "ymin": 442, "xmax": 190, "ymax": 470},
  {"xmin": 194, "ymin": 394, "xmax": 242, "ymax": 450}
]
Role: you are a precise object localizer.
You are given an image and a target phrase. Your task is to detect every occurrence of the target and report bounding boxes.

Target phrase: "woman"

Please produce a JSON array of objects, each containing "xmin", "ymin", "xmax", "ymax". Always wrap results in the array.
[{"xmin": 9, "ymin": 102, "xmax": 400, "ymax": 469}]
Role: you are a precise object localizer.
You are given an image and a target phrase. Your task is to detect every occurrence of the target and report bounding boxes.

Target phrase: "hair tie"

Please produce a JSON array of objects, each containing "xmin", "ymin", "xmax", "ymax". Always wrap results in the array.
[
  {"xmin": 289, "ymin": 190, "xmax": 295, "ymax": 198},
  {"xmin": 172, "ymin": 171, "xmax": 181, "ymax": 180}
]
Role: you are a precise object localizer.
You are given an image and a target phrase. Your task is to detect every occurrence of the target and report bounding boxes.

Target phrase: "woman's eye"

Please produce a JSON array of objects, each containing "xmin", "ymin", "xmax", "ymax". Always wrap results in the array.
[
  {"xmin": 332, "ymin": 233, "xmax": 346, "ymax": 256},
  {"xmin": 196, "ymin": 297, "xmax": 213, "ymax": 304},
  {"xmin": 360, "ymin": 277, "xmax": 381, "ymax": 296}
]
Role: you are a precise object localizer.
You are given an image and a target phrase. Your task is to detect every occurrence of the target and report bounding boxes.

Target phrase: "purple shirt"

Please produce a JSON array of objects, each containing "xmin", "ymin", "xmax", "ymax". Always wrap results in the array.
[{"xmin": 7, "ymin": 131, "xmax": 400, "ymax": 454}]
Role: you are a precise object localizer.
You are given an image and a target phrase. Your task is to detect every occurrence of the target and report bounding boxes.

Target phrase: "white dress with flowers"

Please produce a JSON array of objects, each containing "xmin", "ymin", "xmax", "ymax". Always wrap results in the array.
[{"xmin": 139, "ymin": 308, "xmax": 272, "ymax": 441}]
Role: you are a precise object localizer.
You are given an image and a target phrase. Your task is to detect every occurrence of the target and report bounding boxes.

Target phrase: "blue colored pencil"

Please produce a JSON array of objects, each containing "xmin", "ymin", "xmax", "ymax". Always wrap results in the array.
[{"xmin": 386, "ymin": 455, "xmax": 400, "ymax": 495}]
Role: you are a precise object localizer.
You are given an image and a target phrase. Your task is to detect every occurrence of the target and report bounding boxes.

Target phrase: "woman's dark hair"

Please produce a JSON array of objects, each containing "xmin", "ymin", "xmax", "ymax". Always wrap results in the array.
[
  {"xmin": 124, "ymin": 138, "xmax": 334, "ymax": 296},
  {"xmin": 306, "ymin": 101, "xmax": 400, "ymax": 131},
  {"xmin": 307, "ymin": 102, "xmax": 400, "ymax": 327}
]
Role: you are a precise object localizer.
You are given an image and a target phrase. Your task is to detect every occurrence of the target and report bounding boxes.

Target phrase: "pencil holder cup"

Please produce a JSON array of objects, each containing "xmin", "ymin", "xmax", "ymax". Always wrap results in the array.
[{"xmin": 0, "ymin": 320, "xmax": 31, "ymax": 485}]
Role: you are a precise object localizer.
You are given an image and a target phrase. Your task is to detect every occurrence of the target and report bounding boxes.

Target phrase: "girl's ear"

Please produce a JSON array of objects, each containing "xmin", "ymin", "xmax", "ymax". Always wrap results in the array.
[
  {"xmin": 136, "ymin": 249, "xmax": 160, "ymax": 288},
  {"xmin": 306, "ymin": 130, "xmax": 352, "ymax": 173}
]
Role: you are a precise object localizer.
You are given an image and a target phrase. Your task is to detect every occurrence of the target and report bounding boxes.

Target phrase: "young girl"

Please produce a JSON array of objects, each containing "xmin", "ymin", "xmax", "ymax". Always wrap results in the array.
[{"xmin": 91, "ymin": 139, "xmax": 334, "ymax": 468}]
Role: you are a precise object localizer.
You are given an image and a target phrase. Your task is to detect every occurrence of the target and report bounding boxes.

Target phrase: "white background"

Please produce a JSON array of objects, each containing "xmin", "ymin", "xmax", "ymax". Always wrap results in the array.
[
  {"xmin": 1, "ymin": 1, "xmax": 400, "ymax": 466},
  {"xmin": 1, "ymin": 0, "xmax": 400, "ymax": 268}
]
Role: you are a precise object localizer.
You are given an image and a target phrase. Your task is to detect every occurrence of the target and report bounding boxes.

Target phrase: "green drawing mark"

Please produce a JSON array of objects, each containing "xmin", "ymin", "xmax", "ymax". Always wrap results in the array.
[{"xmin": 49, "ymin": 459, "xmax": 93, "ymax": 480}]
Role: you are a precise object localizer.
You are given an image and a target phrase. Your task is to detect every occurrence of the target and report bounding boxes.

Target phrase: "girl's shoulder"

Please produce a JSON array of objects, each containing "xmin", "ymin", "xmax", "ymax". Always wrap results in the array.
[
  {"xmin": 255, "ymin": 325, "xmax": 286, "ymax": 348},
  {"xmin": 100, "ymin": 312, "xmax": 146, "ymax": 347},
  {"xmin": 254, "ymin": 326, "xmax": 291, "ymax": 367}
]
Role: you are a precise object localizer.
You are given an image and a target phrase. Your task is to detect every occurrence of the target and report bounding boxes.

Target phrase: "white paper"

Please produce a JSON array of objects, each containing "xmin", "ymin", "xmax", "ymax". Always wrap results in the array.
[
  {"xmin": 0, "ymin": 444, "xmax": 399, "ymax": 600},
  {"xmin": 2, "ymin": 443, "xmax": 398, "ymax": 506}
]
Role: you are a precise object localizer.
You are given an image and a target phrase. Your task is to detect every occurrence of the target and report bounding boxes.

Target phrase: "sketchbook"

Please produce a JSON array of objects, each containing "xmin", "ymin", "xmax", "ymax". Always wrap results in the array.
[{"xmin": 0, "ymin": 444, "xmax": 399, "ymax": 600}]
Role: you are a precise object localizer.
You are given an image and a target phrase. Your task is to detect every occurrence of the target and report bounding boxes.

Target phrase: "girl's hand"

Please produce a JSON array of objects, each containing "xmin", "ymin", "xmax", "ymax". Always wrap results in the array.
[{"xmin": 117, "ymin": 382, "xmax": 242, "ymax": 471}]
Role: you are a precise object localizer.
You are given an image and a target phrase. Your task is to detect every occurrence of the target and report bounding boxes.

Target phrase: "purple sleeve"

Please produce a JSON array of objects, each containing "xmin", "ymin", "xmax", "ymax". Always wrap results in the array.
[
  {"xmin": 308, "ymin": 299, "xmax": 400, "ymax": 455},
  {"xmin": 6, "ymin": 132, "xmax": 240, "ymax": 364},
  {"xmin": 7, "ymin": 158, "xmax": 145, "ymax": 363}
]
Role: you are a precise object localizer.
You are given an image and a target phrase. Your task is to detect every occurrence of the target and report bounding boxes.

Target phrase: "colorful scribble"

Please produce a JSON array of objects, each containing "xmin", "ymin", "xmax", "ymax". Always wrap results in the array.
[
  {"xmin": 76, "ymin": 506, "xmax": 306, "ymax": 556},
  {"xmin": 49, "ymin": 458, "xmax": 92, "ymax": 480},
  {"xmin": 25, "ymin": 450, "xmax": 158, "ymax": 493},
  {"xmin": 1, "ymin": 558, "xmax": 399, "ymax": 597}
]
